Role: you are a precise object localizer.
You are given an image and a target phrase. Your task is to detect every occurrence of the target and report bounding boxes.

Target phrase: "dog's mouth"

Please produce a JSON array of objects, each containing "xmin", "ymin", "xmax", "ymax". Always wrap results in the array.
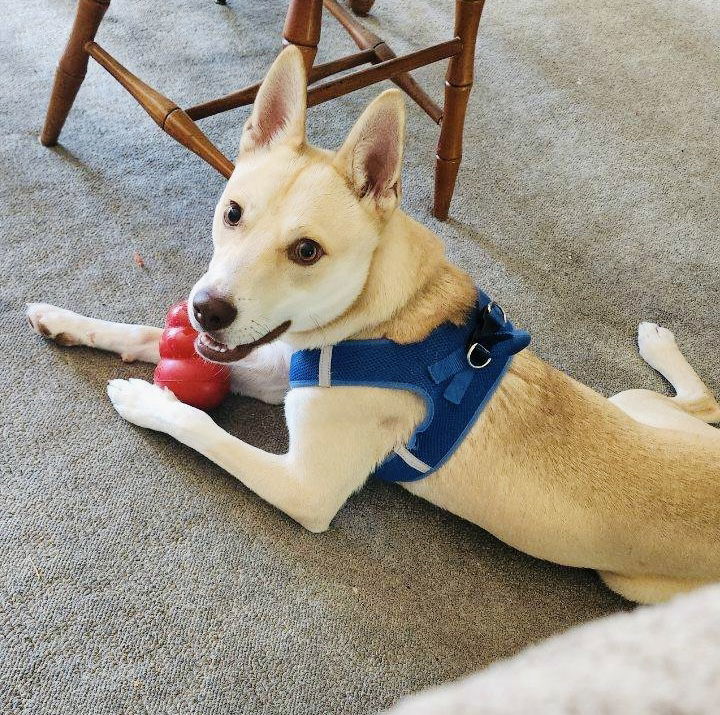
[{"xmin": 195, "ymin": 321, "xmax": 291, "ymax": 363}]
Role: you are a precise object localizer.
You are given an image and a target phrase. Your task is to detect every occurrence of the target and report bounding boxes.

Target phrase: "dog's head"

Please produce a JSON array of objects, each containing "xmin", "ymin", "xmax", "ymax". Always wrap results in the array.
[{"xmin": 190, "ymin": 45, "xmax": 406, "ymax": 362}]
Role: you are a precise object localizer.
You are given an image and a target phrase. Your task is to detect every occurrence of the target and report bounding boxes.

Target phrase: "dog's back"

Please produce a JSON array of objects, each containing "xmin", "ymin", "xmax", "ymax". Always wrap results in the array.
[{"xmin": 405, "ymin": 349, "xmax": 720, "ymax": 583}]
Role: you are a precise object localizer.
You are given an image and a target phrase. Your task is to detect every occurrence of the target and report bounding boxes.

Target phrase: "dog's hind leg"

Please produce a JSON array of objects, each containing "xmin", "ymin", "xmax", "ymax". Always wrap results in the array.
[
  {"xmin": 610, "ymin": 388, "xmax": 720, "ymax": 437},
  {"xmin": 27, "ymin": 303, "xmax": 162, "ymax": 363},
  {"xmin": 636, "ymin": 322, "xmax": 720, "ymax": 423},
  {"xmin": 598, "ymin": 570, "xmax": 713, "ymax": 604},
  {"xmin": 609, "ymin": 323, "xmax": 720, "ymax": 435}
]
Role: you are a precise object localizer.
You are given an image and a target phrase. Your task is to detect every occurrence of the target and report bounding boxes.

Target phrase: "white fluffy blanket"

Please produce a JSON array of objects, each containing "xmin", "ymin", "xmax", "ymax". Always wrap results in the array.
[{"xmin": 384, "ymin": 584, "xmax": 720, "ymax": 714}]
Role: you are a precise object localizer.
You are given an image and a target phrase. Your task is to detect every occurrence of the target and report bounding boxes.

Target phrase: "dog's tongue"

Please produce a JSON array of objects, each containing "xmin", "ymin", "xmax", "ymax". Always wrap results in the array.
[{"xmin": 195, "ymin": 321, "xmax": 290, "ymax": 364}]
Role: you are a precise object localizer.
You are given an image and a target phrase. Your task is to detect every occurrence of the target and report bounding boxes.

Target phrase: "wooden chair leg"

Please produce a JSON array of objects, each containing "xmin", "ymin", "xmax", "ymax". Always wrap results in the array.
[
  {"xmin": 283, "ymin": 0, "xmax": 323, "ymax": 72},
  {"xmin": 40, "ymin": 0, "xmax": 110, "ymax": 146},
  {"xmin": 86, "ymin": 42, "xmax": 234, "ymax": 178},
  {"xmin": 433, "ymin": 0, "xmax": 485, "ymax": 220},
  {"xmin": 349, "ymin": 0, "xmax": 376, "ymax": 16}
]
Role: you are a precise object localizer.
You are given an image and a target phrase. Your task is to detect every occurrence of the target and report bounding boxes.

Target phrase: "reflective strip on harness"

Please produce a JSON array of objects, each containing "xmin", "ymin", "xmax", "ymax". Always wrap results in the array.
[
  {"xmin": 394, "ymin": 444, "xmax": 431, "ymax": 473},
  {"xmin": 318, "ymin": 345, "xmax": 333, "ymax": 387}
]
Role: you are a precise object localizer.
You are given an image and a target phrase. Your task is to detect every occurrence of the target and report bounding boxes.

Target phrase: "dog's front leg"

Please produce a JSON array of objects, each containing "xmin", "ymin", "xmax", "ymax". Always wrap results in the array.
[
  {"xmin": 28, "ymin": 305, "xmax": 290, "ymax": 403},
  {"xmin": 27, "ymin": 303, "xmax": 162, "ymax": 363},
  {"xmin": 107, "ymin": 379, "xmax": 402, "ymax": 531}
]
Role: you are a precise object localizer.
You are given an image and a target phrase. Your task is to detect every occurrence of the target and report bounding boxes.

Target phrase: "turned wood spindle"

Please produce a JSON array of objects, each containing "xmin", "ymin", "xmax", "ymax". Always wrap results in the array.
[
  {"xmin": 41, "ymin": 0, "xmax": 110, "ymax": 146},
  {"xmin": 434, "ymin": 0, "xmax": 485, "ymax": 220},
  {"xmin": 283, "ymin": 0, "xmax": 324, "ymax": 73},
  {"xmin": 349, "ymin": 0, "xmax": 376, "ymax": 17},
  {"xmin": 86, "ymin": 42, "xmax": 234, "ymax": 178}
]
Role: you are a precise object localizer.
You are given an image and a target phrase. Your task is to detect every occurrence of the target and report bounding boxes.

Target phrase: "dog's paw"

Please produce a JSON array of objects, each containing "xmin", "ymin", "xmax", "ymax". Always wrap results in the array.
[
  {"xmin": 108, "ymin": 378, "xmax": 189, "ymax": 433},
  {"xmin": 638, "ymin": 322, "xmax": 679, "ymax": 370},
  {"xmin": 27, "ymin": 303, "xmax": 84, "ymax": 346}
]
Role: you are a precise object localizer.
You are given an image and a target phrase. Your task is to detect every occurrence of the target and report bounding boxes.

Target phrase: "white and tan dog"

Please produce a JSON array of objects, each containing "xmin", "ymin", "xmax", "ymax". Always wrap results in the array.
[{"xmin": 28, "ymin": 47, "xmax": 720, "ymax": 604}]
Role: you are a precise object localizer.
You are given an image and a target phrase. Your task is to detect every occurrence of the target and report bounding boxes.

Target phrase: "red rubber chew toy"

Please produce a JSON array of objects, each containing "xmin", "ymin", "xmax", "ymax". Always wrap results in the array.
[{"xmin": 153, "ymin": 301, "xmax": 231, "ymax": 410}]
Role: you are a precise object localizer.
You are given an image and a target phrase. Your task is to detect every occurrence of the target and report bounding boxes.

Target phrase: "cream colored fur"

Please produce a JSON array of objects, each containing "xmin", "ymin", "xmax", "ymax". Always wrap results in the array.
[{"xmin": 27, "ymin": 47, "xmax": 720, "ymax": 604}]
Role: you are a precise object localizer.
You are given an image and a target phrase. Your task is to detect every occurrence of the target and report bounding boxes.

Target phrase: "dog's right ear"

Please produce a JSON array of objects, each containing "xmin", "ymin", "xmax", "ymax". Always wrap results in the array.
[
  {"xmin": 239, "ymin": 46, "xmax": 307, "ymax": 155},
  {"xmin": 333, "ymin": 89, "xmax": 406, "ymax": 219}
]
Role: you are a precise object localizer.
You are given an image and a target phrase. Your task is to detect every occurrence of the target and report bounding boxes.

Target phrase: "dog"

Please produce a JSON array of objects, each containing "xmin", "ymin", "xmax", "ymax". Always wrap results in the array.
[{"xmin": 27, "ymin": 46, "xmax": 720, "ymax": 604}]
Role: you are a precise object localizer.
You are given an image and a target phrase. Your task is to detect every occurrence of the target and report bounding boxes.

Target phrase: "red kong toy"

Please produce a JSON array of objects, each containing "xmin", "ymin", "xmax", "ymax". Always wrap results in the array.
[{"xmin": 153, "ymin": 301, "xmax": 231, "ymax": 410}]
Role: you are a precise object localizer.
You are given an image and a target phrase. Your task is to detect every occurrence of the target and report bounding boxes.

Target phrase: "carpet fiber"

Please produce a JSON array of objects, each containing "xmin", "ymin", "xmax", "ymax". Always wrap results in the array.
[{"xmin": 1, "ymin": 0, "xmax": 718, "ymax": 713}]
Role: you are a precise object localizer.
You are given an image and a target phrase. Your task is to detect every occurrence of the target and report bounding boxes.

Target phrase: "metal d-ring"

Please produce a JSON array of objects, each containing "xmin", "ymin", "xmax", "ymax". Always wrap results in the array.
[
  {"xmin": 466, "ymin": 342, "xmax": 492, "ymax": 369},
  {"xmin": 486, "ymin": 301, "xmax": 506, "ymax": 325}
]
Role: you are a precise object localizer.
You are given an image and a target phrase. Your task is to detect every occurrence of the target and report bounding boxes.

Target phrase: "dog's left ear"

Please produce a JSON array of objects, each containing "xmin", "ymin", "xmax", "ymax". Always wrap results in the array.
[
  {"xmin": 333, "ymin": 89, "xmax": 405, "ymax": 217},
  {"xmin": 239, "ymin": 45, "xmax": 307, "ymax": 154}
]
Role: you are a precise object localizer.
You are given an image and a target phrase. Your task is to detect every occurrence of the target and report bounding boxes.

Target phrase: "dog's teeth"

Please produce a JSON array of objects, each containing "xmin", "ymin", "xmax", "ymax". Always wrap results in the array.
[{"xmin": 200, "ymin": 333, "xmax": 231, "ymax": 353}]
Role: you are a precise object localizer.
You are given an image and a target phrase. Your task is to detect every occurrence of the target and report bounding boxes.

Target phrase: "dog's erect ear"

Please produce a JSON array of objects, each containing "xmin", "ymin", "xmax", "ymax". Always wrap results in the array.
[
  {"xmin": 333, "ymin": 89, "xmax": 405, "ymax": 217},
  {"xmin": 239, "ymin": 46, "xmax": 307, "ymax": 154}
]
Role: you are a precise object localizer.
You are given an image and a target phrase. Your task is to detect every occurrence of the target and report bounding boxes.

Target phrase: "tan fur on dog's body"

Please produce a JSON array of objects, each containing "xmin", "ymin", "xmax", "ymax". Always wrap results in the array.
[
  {"xmin": 289, "ymin": 204, "xmax": 720, "ymax": 601},
  {"xmin": 28, "ymin": 47, "xmax": 720, "ymax": 604}
]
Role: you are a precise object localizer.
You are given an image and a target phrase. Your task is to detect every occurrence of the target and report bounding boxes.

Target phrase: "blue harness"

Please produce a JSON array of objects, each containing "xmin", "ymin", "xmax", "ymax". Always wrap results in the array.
[{"xmin": 289, "ymin": 290, "xmax": 531, "ymax": 483}]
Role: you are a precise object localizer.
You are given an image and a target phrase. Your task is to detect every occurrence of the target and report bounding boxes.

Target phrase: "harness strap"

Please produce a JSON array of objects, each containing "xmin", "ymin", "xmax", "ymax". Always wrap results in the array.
[{"xmin": 289, "ymin": 290, "xmax": 530, "ymax": 483}]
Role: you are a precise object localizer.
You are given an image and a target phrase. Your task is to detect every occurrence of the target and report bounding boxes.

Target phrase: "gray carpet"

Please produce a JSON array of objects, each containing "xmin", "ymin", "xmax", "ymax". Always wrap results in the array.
[{"xmin": 1, "ymin": 0, "xmax": 718, "ymax": 713}]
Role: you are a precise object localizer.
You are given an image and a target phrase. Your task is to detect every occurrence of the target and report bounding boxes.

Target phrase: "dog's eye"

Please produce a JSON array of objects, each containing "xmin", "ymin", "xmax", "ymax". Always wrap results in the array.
[
  {"xmin": 288, "ymin": 238, "xmax": 324, "ymax": 266},
  {"xmin": 223, "ymin": 201, "xmax": 243, "ymax": 227}
]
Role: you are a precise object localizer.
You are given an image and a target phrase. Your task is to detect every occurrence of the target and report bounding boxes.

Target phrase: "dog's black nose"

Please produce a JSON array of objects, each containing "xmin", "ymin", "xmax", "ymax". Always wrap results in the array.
[{"xmin": 192, "ymin": 290, "xmax": 237, "ymax": 331}]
